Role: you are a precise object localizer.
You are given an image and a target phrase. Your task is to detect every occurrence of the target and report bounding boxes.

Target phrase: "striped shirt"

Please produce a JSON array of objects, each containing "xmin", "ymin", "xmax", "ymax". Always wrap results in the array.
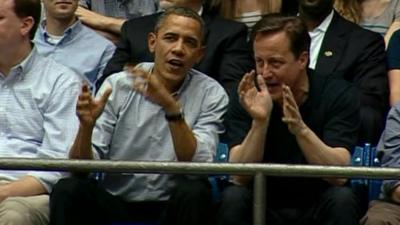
[
  {"xmin": 235, "ymin": 10, "xmax": 263, "ymax": 34},
  {"xmin": 360, "ymin": 0, "xmax": 400, "ymax": 36},
  {"xmin": 79, "ymin": 0, "xmax": 159, "ymax": 19},
  {"xmin": 0, "ymin": 47, "xmax": 82, "ymax": 191}
]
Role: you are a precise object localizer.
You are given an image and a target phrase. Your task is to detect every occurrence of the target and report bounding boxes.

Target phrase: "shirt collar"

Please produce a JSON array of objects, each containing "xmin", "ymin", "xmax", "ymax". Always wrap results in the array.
[
  {"xmin": 172, "ymin": 69, "xmax": 192, "ymax": 97},
  {"xmin": 8, "ymin": 46, "xmax": 38, "ymax": 80},
  {"xmin": 312, "ymin": 10, "xmax": 334, "ymax": 33},
  {"xmin": 198, "ymin": 6, "xmax": 203, "ymax": 16},
  {"xmin": 40, "ymin": 19, "xmax": 84, "ymax": 44}
]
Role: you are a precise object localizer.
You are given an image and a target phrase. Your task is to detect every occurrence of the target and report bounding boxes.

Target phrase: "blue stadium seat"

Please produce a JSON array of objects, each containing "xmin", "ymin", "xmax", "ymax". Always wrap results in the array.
[
  {"xmin": 209, "ymin": 142, "xmax": 230, "ymax": 202},
  {"xmin": 351, "ymin": 143, "xmax": 382, "ymax": 202}
]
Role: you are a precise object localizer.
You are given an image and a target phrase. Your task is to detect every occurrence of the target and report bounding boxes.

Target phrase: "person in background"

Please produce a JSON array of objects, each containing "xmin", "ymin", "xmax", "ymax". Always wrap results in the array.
[
  {"xmin": 281, "ymin": 0, "xmax": 299, "ymax": 15},
  {"xmin": 334, "ymin": 0, "xmax": 400, "ymax": 46},
  {"xmin": 0, "ymin": 0, "xmax": 82, "ymax": 224},
  {"xmin": 206, "ymin": 0, "xmax": 281, "ymax": 33},
  {"xmin": 387, "ymin": 30, "xmax": 400, "ymax": 105},
  {"xmin": 360, "ymin": 103, "xmax": 400, "ymax": 225},
  {"xmin": 35, "ymin": 0, "xmax": 115, "ymax": 92},
  {"xmin": 299, "ymin": 0, "xmax": 388, "ymax": 145},
  {"xmin": 77, "ymin": 0, "xmax": 159, "ymax": 43}
]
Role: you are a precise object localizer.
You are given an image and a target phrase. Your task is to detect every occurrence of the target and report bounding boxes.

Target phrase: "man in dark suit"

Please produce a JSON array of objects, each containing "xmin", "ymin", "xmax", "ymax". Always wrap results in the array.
[
  {"xmin": 299, "ymin": 0, "xmax": 388, "ymax": 145},
  {"xmin": 102, "ymin": 0, "xmax": 254, "ymax": 96}
]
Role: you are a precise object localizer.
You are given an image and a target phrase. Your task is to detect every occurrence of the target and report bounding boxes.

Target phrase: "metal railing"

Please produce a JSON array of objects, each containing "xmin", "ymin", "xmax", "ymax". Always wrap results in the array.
[{"xmin": 1, "ymin": 158, "xmax": 399, "ymax": 225}]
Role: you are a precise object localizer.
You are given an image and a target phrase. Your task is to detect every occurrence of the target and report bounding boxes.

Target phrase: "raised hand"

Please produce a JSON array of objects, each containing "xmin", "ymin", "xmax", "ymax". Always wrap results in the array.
[
  {"xmin": 282, "ymin": 85, "xmax": 307, "ymax": 136},
  {"xmin": 127, "ymin": 67, "xmax": 178, "ymax": 111},
  {"xmin": 76, "ymin": 84, "xmax": 112, "ymax": 128},
  {"xmin": 238, "ymin": 70, "xmax": 273, "ymax": 122}
]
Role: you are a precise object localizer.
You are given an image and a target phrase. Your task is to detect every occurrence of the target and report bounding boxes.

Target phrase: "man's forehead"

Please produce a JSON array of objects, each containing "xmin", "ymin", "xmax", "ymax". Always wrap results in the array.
[
  {"xmin": 0, "ymin": 0, "xmax": 14, "ymax": 12},
  {"xmin": 158, "ymin": 15, "xmax": 202, "ymax": 35},
  {"xmin": 161, "ymin": 14, "xmax": 200, "ymax": 26},
  {"xmin": 254, "ymin": 32, "xmax": 290, "ymax": 48}
]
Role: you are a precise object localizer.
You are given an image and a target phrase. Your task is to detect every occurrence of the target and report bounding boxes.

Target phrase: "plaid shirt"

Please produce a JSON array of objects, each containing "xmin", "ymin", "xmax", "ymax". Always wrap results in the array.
[{"xmin": 79, "ymin": 0, "xmax": 159, "ymax": 19}]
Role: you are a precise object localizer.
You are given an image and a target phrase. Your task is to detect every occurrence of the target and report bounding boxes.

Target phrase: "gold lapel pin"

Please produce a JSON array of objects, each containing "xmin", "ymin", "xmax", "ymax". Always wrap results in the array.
[{"xmin": 324, "ymin": 51, "xmax": 333, "ymax": 57}]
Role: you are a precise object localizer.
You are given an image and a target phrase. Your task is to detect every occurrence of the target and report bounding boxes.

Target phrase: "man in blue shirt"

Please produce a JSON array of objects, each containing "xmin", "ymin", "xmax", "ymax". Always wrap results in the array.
[
  {"xmin": 35, "ymin": 0, "xmax": 115, "ymax": 93},
  {"xmin": 360, "ymin": 104, "xmax": 400, "ymax": 224},
  {"xmin": 77, "ymin": 0, "xmax": 160, "ymax": 43},
  {"xmin": 50, "ymin": 6, "xmax": 228, "ymax": 225},
  {"xmin": 102, "ymin": 0, "xmax": 253, "ymax": 97},
  {"xmin": 0, "ymin": 0, "xmax": 82, "ymax": 225}
]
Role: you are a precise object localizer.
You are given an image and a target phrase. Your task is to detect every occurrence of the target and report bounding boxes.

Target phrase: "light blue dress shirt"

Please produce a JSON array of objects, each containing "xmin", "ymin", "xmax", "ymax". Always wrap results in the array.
[
  {"xmin": 0, "ymin": 47, "xmax": 82, "ymax": 191},
  {"xmin": 93, "ymin": 62, "xmax": 229, "ymax": 202},
  {"xmin": 34, "ymin": 20, "xmax": 115, "ymax": 91}
]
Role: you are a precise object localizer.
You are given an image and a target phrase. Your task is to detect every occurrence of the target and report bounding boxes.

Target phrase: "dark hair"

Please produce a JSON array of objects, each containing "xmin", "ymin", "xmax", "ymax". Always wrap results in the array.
[
  {"xmin": 251, "ymin": 14, "xmax": 310, "ymax": 58},
  {"xmin": 155, "ymin": 6, "xmax": 206, "ymax": 44},
  {"xmin": 13, "ymin": 0, "xmax": 41, "ymax": 40}
]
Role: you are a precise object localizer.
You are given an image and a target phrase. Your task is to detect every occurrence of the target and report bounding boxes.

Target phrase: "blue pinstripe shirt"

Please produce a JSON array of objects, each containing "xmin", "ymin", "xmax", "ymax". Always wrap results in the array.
[
  {"xmin": 93, "ymin": 62, "xmax": 229, "ymax": 201},
  {"xmin": 0, "ymin": 47, "xmax": 82, "ymax": 191},
  {"xmin": 34, "ymin": 20, "xmax": 116, "ymax": 92}
]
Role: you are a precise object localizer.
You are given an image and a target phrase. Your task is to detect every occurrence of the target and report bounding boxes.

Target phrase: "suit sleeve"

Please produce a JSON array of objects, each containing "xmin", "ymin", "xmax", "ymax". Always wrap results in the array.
[
  {"xmin": 217, "ymin": 23, "xmax": 254, "ymax": 96},
  {"xmin": 353, "ymin": 32, "xmax": 389, "ymax": 144},
  {"xmin": 102, "ymin": 21, "xmax": 133, "ymax": 78}
]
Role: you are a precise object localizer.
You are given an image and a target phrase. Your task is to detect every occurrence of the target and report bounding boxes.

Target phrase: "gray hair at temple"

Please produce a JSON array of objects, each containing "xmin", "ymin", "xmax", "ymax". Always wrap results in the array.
[
  {"xmin": 251, "ymin": 14, "xmax": 311, "ymax": 58},
  {"xmin": 13, "ymin": 0, "xmax": 41, "ymax": 40},
  {"xmin": 154, "ymin": 6, "xmax": 206, "ymax": 44}
]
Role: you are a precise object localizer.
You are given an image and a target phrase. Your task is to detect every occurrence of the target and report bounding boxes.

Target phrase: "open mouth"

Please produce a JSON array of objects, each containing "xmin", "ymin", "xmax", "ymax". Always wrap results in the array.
[
  {"xmin": 265, "ymin": 81, "xmax": 281, "ymax": 91},
  {"xmin": 168, "ymin": 59, "xmax": 184, "ymax": 70},
  {"xmin": 55, "ymin": 1, "xmax": 73, "ymax": 5}
]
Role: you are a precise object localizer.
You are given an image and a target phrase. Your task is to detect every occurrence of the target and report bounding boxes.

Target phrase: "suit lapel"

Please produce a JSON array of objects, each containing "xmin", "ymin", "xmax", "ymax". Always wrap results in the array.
[
  {"xmin": 315, "ymin": 12, "xmax": 348, "ymax": 76},
  {"xmin": 201, "ymin": 10, "xmax": 212, "ymax": 43}
]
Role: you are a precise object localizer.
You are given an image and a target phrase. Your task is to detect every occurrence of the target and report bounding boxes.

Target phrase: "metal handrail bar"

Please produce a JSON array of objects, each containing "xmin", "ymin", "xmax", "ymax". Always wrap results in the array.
[
  {"xmin": 0, "ymin": 158, "xmax": 397, "ymax": 179},
  {"xmin": 0, "ymin": 158, "xmax": 394, "ymax": 225}
]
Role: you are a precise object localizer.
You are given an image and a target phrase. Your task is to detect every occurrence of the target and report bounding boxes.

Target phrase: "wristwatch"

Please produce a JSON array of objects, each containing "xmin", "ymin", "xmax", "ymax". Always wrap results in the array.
[{"xmin": 165, "ymin": 108, "xmax": 184, "ymax": 121}]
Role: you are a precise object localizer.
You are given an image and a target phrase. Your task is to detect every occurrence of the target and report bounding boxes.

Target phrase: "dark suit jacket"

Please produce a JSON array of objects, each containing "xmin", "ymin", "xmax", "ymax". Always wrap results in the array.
[
  {"xmin": 102, "ymin": 10, "xmax": 254, "ymax": 96},
  {"xmin": 315, "ymin": 12, "xmax": 389, "ymax": 144}
]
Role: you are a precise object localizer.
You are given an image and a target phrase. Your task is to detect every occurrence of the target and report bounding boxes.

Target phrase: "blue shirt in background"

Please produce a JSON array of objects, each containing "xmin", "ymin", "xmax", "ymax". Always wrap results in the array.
[{"xmin": 34, "ymin": 20, "xmax": 115, "ymax": 92}]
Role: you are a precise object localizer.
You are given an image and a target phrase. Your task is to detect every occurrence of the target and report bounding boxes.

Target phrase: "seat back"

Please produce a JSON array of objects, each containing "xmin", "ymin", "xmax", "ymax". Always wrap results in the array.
[
  {"xmin": 209, "ymin": 142, "xmax": 230, "ymax": 202},
  {"xmin": 351, "ymin": 143, "xmax": 382, "ymax": 203}
]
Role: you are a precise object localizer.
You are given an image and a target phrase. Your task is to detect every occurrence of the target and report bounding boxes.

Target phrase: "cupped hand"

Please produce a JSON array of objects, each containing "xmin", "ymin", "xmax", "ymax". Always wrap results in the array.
[
  {"xmin": 238, "ymin": 70, "xmax": 273, "ymax": 122},
  {"xmin": 281, "ymin": 85, "xmax": 307, "ymax": 136}
]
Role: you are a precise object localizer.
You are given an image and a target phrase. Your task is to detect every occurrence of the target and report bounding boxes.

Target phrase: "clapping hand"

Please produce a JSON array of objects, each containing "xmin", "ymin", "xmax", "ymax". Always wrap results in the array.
[
  {"xmin": 238, "ymin": 70, "xmax": 273, "ymax": 121},
  {"xmin": 76, "ymin": 83, "xmax": 112, "ymax": 128},
  {"xmin": 282, "ymin": 85, "xmax": 307, "ymax": 136},
  {"xmin": 127, "ymin": 67, "xmax": 177, "ymax": 110}
]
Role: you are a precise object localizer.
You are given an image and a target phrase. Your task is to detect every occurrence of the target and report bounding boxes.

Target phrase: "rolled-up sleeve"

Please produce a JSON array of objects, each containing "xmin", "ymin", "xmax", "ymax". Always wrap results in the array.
[{"xmin": 191, "ymin": 86, "xmax": 229, "ymax": 162}]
